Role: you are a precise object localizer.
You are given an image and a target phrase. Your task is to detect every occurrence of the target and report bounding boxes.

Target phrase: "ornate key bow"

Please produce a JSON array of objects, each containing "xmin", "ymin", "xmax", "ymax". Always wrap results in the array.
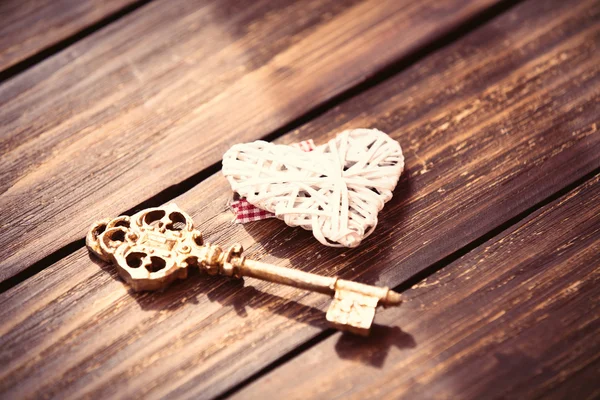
[{"xmin": 86, "ymin": 204, "xmax": 402, "ymax": 335}]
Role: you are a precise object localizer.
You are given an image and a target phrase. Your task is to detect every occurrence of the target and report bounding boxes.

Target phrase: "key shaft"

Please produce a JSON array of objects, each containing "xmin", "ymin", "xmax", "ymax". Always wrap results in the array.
[{"xmin": 240, "ymin": 258, "xmax": 402, "ymax": 307}]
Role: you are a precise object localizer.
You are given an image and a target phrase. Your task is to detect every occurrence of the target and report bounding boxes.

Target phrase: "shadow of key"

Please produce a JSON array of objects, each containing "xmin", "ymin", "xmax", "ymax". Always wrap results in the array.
[{"xmin": 335, "ymin": 325, "xmax": 416, "ymax": 368}]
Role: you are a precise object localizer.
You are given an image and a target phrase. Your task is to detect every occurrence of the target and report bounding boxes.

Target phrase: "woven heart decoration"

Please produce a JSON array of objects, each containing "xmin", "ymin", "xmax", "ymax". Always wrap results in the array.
[{"xmin": 222, "ymin": 129, "xmax": 404, "ymax": 247}]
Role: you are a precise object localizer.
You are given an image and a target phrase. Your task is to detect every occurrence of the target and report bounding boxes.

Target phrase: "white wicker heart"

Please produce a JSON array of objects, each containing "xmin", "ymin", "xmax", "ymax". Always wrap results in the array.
[{"xmin": 222, "ymin": 129, "xmax": 404, "ymax": 247}]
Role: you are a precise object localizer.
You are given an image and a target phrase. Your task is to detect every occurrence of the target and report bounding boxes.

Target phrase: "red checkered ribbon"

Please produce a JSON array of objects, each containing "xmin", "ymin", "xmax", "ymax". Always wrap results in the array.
[{"xmin": 230, "ymin": 139, "xmax": 315, "ymax": 223}]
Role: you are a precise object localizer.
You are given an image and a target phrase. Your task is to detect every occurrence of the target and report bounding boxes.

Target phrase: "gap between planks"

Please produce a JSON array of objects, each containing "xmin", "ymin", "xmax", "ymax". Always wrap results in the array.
[{"xmin": 0, "ymin": 0, "xmax": 526, "ymax": 294}]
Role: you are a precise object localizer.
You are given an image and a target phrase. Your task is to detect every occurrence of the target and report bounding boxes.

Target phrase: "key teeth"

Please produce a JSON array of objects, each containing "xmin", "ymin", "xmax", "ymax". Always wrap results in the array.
[
  {"xmin": 326, "ymin": 289, "xmax": 379, "ymax": 336},
  {"xmin": 326, "ymin": 286, "xmax": 402, "ymax": 335}
]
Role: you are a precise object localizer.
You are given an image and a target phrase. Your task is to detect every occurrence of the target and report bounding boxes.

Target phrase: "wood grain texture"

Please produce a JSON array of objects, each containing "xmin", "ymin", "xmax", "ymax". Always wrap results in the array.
[
  {"xmin": 233, "ymin": 174, "xmax": 600, "ymax": 400},
  {"xmin": 1, "ymin": 0, "xmax": 599, "ymax": 398},
  {"xmin": 0, "ymin": 0, "xmax": 139, "ymax": 72},
  {"xmin": 0, "ymin": 0, "xmax": 502, "ymax": 282}
]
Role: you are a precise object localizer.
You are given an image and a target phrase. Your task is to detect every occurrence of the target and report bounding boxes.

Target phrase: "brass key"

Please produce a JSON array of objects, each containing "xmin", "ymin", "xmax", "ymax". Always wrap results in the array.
[{"xmin": 86, "ymin": 204, "xmax": 402, "ymax": 335}]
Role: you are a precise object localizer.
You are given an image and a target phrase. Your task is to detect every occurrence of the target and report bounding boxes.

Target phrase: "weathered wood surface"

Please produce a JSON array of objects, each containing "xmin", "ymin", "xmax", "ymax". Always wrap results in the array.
[
  {"xmin": 0, "ymin": 0, "xmax": 503, "ymax": 283},
  {"xmin": 233, "ymin": 176, "xmax": 600, "ymax": 400},
  {"xmin": 0, "ymin": 0, "xmax": 139, "ymax": 73},
  {"xmin": 1, "ymin": 0, "xmax": 599, "ymax": 398}
]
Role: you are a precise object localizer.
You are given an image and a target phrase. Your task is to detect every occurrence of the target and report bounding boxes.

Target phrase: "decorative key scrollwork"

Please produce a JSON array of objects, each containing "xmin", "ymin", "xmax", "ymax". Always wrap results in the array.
[{"xmin": 87, "ymin": 204, "xmax": 402, "ymax": 335}]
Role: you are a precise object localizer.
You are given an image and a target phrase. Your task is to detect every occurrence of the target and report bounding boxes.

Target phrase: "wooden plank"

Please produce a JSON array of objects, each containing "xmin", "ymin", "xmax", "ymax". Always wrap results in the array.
[
  {"xmin": 0, "ymin": 0, "xmax": 503, "ymax": 282},
  {"xmin": 1, "ymin": 0, "xmax": 599, "ymax": 398},
  {"xmin": 232, "ymin": 174, "xmax": 600, "ymax": 400},
  {"xmin": 0, "ymin": 0, "xmax": 140, "ymax": 73}
]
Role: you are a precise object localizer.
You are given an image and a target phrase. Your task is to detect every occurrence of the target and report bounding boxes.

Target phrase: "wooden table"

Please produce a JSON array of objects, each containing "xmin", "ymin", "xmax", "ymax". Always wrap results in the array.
[{"xmin": 1, "ymin": 0, "xmax": 598, "ymax": 398}]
